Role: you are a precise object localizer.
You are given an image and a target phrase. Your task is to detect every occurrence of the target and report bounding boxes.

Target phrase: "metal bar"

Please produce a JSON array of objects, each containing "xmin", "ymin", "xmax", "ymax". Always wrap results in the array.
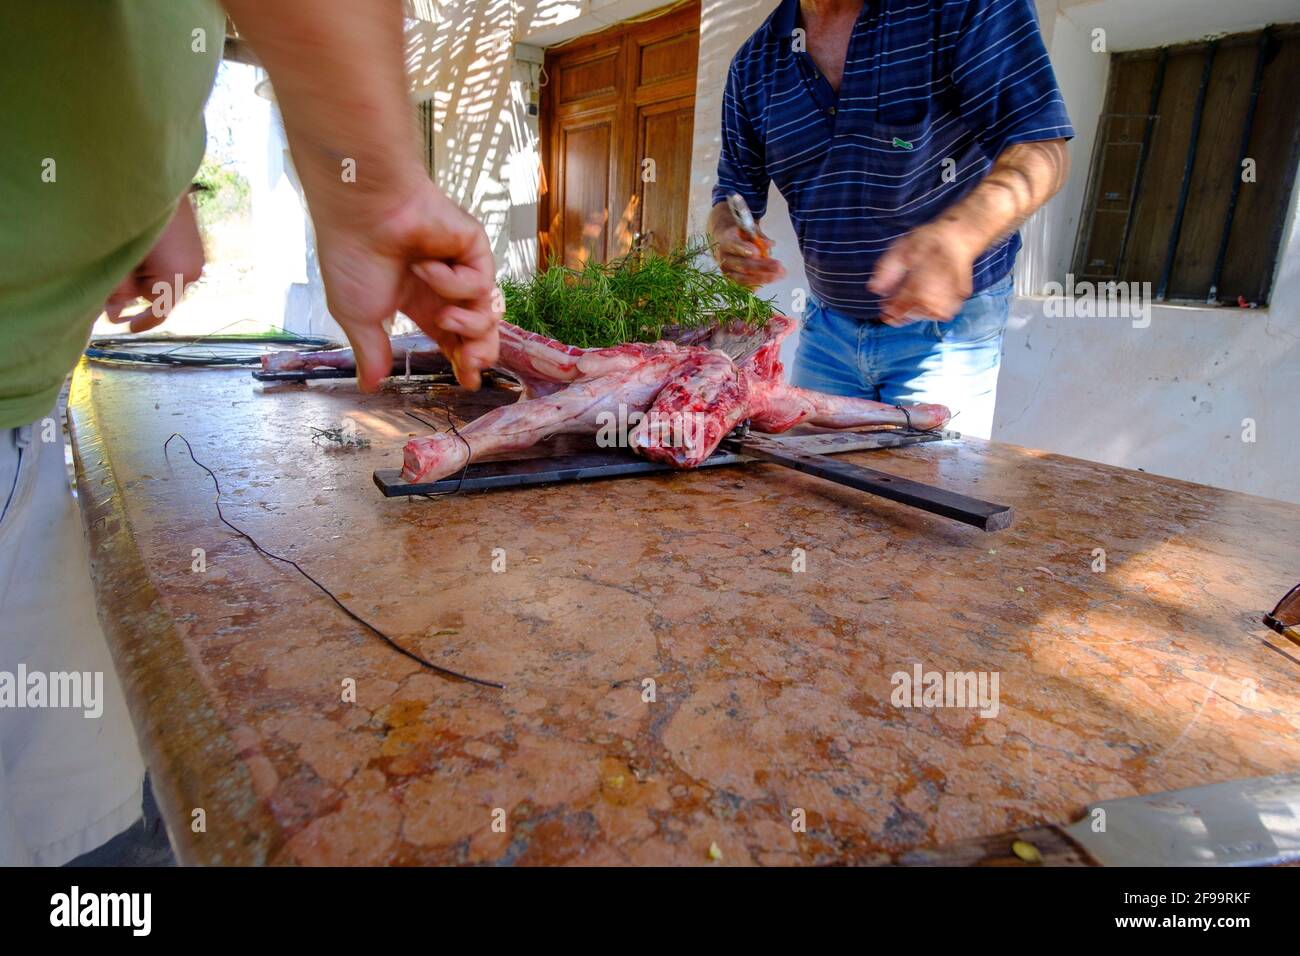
[
  {"xmin": 1208, "ymin": 29, "xmax": 1270, "ymax": 303},
  {"xmin": 252, "ymin": 367, "xmax": 478, "ymax": 383},
  {"xmin": 722, "ymin": 435, "xmax": 1013, "ymax": 532},
  {"xmin": 253, "ymin": 368, "xmax": 374, "ymax": 382},
  {"xmin": 1157, "ymin": 41, "xmax": 1218, "ymax": 301},
  {"xmin": 375, "ymin": 429, "xmax": 952, "ymax": 498},
  {"xmin": 1116, "ymin": 49, "xmax": 1168, "ymax": 278},
  {"xmin": 375, "ymin": 451, "xmax": 744, "ymax": 495}
]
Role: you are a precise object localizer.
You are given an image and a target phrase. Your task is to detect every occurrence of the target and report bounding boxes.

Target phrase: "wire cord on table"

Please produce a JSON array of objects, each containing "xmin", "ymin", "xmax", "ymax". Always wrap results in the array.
[{"xmin": 163, "ymin": 433, "xmax": 504, "ymax": 689}]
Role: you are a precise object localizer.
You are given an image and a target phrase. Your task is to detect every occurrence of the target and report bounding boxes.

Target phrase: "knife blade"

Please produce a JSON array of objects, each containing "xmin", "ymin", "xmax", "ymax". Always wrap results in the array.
[
  {"xmin": 725, "ymin": 192, "xmax": 772, "ymax": 259},
  {"xmin": 898, "ymin": 771, "xmax": 1300, "ymax": 866},
  {"xmin": 1062, "ymin": 771, "xmax": 1300, "ymax": 867}
]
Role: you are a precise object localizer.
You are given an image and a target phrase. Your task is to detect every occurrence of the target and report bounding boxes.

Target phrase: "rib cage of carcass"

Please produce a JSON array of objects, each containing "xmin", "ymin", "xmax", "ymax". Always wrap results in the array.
[{"xmin": 262, "ymin": 315, "xmax": 951, "ymax": 483}]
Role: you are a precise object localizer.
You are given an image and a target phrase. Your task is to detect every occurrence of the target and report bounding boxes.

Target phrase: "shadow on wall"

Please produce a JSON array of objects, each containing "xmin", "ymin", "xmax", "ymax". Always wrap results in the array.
[{"xmin": 405, "ymin": 0, "xmax": 552, "ymax": 280}]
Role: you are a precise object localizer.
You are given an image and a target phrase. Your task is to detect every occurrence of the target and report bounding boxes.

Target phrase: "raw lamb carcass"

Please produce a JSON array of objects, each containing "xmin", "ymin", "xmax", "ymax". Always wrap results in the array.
[{"xmin": 401, "ymin": 315, "xmax": 950, "ymax": 483}]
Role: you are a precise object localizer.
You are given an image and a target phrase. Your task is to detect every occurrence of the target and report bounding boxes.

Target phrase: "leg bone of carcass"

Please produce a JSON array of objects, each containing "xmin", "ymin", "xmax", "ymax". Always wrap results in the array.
[{"xmin": 401, "ymin": 352, "xmax": 694, "ymax": 482}]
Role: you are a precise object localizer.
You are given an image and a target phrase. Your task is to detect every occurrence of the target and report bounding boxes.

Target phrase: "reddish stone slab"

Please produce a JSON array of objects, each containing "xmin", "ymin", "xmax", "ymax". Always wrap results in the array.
[{"xmin": 67, "ymin": 360, "xmax": 1300, "ymax": 865}]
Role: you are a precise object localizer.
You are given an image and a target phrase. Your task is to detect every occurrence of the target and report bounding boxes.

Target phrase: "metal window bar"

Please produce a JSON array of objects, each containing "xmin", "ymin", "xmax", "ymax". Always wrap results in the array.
[
  {"xmin": 1074, "ymin": 113, "xmax": 1160, "ymax": 281},
  {"xmin": 1115, "ymin": 48, "xmax": 1168, "ymax": 282},
  {"xmin": 1156, "ymin": 40, "xmax": 1218, "ymax": 302}
]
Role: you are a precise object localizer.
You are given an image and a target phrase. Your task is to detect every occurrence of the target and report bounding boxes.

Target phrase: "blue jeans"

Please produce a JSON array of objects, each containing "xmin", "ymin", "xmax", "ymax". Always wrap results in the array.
[{"xmin": 791, "ymin": 275, "xmax": 1013, "ymax": 438}]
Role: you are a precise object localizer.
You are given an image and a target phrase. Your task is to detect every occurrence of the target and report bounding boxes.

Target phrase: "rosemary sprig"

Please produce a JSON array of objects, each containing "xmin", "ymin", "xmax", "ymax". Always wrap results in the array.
[{"xmin": 500, "ymin": 238, "xmax": 774, "ymax": 348}]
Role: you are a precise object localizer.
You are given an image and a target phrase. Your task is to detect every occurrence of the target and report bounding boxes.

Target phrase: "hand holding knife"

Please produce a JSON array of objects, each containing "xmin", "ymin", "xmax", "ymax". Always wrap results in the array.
[
  {"xmin": 726, "ymin": 192, "xmax": 772, "ymax": 258},
  {"xmin": 710, "ymin": 192, "xmax": 785, "ymax": 288}
]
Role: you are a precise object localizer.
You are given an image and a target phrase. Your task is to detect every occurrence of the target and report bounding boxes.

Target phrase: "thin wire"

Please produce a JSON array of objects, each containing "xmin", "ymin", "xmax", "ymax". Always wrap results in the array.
[
  {"xmin": 163, "ymin": 432, "xmax": 503, "ymax": 689},
  {"xmin": 151, "ymin": 318, "xmax": 302, "ymax": 361},
  {"xmin": 404, "ymin": 410, "xmax": 442, "ymax": 430},
  {"xmin": 404, "ymin": 405, "xmax": 474, "ymax": 498},
  {"xmin": 894, "ymin": 404, "xmax": 957, "ymax": 434}
]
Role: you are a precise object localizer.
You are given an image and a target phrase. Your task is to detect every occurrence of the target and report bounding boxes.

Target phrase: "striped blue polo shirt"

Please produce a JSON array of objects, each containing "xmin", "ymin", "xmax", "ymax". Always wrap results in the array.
[{"xmin": 713, "ymin": 0, "xmax": 1074, "ymax": 319}]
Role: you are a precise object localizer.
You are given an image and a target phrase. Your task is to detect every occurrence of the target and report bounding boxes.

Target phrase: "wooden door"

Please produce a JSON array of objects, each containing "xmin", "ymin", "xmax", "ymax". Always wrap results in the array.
[{"xmin": 540, "ymin": 2, "xmax": 700, "ymax": 267}]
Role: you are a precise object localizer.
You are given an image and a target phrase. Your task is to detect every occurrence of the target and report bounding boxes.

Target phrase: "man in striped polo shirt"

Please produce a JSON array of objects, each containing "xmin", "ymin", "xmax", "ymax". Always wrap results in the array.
[{"xmin": 708, "ymin": 0, "xmax": 1072, "ymax": 438}]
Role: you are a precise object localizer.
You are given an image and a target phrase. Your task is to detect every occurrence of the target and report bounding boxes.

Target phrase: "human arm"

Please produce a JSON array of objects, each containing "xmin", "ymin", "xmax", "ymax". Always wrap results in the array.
[
  {"xmin": 219, "ymin": 0, "xmax": 498, "ymax": 389},
  {"xmin": 870, "ymin": 0, "xmax": 1073, "ymax": 324},
  {"xmin": 709, "ymin": 55, "xmax": 786, "ymax": 288},
  {"xmin": 869, "ymin": 139, "xmax": 1069, "ymax": 325}
]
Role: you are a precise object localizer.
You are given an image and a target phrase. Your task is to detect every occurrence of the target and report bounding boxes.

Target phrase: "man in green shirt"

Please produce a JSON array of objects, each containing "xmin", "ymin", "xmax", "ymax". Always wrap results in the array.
[{"xmin": 0, "ymin": 1, "xmax": 500, "ymax": 864}]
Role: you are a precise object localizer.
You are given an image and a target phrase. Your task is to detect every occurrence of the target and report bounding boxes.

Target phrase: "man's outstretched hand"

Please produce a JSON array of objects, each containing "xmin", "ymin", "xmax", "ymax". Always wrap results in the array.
[
  {"xmin": 867, "ymin": 222, "xmax": 977, "ymax": 327},
  {"xmin": 707, "ymin": 201, "xmax": 785, "ymax": 289},
  {"xmin": 868, "ymin": 140, "xmax": 1069, "ymax": 324},
  {"xmin": 219, "ymin": 0, "xmax": 499, "ymax": 393},
  {"xmin": 103, "ymin": 194, "xmax": 205, "ymax": 333},
  {"xmin": 314, "ymin": 179, "xmax": 499, "ymax": 392}
]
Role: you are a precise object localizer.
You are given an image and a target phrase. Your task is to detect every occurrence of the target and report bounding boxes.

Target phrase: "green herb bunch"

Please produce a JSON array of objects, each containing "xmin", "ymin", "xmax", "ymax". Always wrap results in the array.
[{"xmin": 498, "ymin": 238, "xmax": 774, "ymax": 348}]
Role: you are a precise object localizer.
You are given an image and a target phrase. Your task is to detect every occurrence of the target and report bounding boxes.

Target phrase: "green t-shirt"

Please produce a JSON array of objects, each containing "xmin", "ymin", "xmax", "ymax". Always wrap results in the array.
[{"xmin": 0, "ymin": 1, "xmax": 223, "ymax": 428}]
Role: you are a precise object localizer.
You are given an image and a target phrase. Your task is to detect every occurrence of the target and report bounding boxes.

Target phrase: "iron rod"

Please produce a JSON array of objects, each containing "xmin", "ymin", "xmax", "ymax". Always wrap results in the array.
[
  {"xmin": 1157, "ymin": 40, "xmax": 1218, "ymax": 301},
  {"xmin": 1208, "ymin": 29, "xmax": 1271, "ymax": 303},
  {"xmin": 1116, "ymin": 49, "xmax": 1168, "ymax": 280}
]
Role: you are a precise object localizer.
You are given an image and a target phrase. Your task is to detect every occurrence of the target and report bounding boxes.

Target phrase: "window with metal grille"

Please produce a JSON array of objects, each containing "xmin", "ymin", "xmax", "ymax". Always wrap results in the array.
[{"xmin": 1072, "ymin": 24, "xmax": 1300, "ymax": 307}]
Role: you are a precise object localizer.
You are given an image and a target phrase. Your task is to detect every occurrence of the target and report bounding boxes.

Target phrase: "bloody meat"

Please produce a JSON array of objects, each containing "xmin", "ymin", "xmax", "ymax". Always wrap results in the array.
[
  {"xmin": 263, "ymin": 317, "xmax": 950, "ymax": 482},
  {"xmin": 401, "ymin": 316, "xmax": 949, "ymax": 482}
]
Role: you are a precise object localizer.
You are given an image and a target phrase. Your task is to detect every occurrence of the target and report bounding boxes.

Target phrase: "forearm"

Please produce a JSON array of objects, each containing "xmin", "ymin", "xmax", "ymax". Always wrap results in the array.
[
  {"xmin": 221, "ymin": 0, "xmax": 424, "ymax": 222},
  {"xmin": 936, "ymin": 139, "xmax": 1070, "ymax": 258}
]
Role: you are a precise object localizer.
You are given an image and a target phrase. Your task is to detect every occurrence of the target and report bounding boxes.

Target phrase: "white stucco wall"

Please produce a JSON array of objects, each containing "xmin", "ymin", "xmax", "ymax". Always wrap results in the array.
[
  {"xmin": 404, "ymin": 0, "xmax": 680, "ymax": 281},
  {"xmin": 406, "ymin": 5, "xmax": 542, "ymax": 279},
  {"xmin": 995, "ymin": 0, "xmax": 1300, "ymax": 505},
  {"xmin": 688, "ymin": 0, "xmax": 808, "ymax": 370}
]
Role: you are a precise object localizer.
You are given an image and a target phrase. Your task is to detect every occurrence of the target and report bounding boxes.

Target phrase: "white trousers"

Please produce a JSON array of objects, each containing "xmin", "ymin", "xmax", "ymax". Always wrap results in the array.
[{"xmin": 0, "ymin": 408, "xmax": 143, "ymax": 865}]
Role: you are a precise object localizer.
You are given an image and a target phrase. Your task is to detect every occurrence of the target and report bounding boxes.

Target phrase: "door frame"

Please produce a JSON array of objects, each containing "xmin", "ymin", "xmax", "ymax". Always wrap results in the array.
[{"xmin": 538, "ymin": 0, "xmax": 701, "ymax": 267}]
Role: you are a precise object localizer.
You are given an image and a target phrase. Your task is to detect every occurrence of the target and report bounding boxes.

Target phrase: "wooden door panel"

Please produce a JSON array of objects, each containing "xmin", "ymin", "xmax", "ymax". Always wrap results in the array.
[
  {"xmin": 636, "ymin": 99, "xmax": 695, "ymax": 254},
  {"xmin": 557, "ymin": 50, "xmax": 621, "ymax": 105},
  {"xmin": 540, "ymin": 1, "xmax": 700, "ymax": 267},
  {"xmin": 637, "ymin": 31, "xmax": 698, "ymax": 87},
  {"xmin": 558, "ymin": 117, "xmax": 614, "ymax": 267}
]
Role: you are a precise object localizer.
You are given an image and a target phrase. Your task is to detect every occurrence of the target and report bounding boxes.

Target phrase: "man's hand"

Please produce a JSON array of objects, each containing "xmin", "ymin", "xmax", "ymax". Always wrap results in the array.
[
  {"xmin": 868, "ymin": 223, "xmax": 978, "ymax": 326},
  {"xmin": 313, "ymin": 178, "xmax": 499, "ymax": 391},
  {"xmin": 220, "ymin": 0, "xmax": 499, "ymax": 392},
  {"xmin": 707, "ymin": 201, "xmax": 785, "ymax": 288},
  {"xmin": 103, "ymin": 194, "xmax": 204, "ymax": 333},
  {"xmin": 870, "ymin": 140, "xmax": 1069, "ymax": 325}
]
